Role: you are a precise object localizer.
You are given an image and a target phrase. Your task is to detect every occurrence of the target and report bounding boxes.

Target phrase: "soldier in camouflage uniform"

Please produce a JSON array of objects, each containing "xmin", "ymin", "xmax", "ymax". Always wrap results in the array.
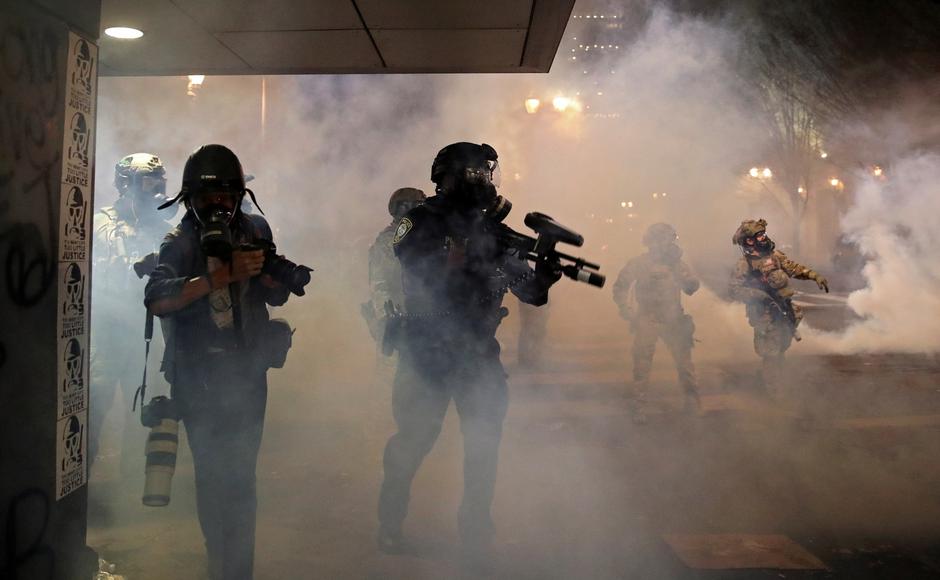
[
  {"xmin": 729, "ymin": 219, "xmax": 828, "ymax": 388},
  {"xmin": 362, "ymin": 188, "xmax": 426, "ymax": 347},
  {"xmin": 613, "ymin": 223, "xmax": 700, "ymax": 422},
  {"xmin": 89, "ymin": 153, "xmax": 175, "ymax": 469}
]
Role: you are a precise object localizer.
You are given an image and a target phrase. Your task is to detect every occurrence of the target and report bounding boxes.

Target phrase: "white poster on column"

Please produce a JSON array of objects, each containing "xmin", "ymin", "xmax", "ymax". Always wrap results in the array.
[
  {"xmin": 57, "ymin": 334, "xmax": 89, "ymax": 420},
  {"xmin": 56, "ymin": 413, "xmax": 88, "ymax": 499},
  {"xmin": 56, "ymin": 30, "xmax": 96, "ymax": 500}
]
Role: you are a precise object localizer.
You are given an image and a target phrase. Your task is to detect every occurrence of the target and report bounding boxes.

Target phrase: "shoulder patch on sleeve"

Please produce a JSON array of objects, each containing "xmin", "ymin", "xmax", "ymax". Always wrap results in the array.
[{"xmin": 392, "ymin": 217, "xmax": 413, "ymax": 245}]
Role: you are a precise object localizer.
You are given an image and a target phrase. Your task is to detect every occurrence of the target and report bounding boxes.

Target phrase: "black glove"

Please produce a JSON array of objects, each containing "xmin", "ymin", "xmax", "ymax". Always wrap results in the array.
[
  {"xmin": 133, "ymin": 252, "xmax": 159, "ymax": 279},
  {"xmin": 535, "ymin": 259, "xmax": 562, "ymax": 287}
]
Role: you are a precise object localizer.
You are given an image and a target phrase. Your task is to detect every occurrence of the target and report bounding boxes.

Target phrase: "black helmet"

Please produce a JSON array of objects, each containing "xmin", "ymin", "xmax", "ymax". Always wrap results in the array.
[
  {"xmin": 158, "ymin": 144, "xmax": 259, "ymax": 212},
  {"xmin": 642, "ymin": 223, "xmax": 678, "ymax": 247},
  {"xmin": 388, "ymin": 187, "xmax": 426, "ymax": 218},
  {"xmin": 431, "ymin": 142, "xmax": 499, "ymax": 187},
  {"xmin": 181, "ymin": 144, "xmax": 245, "ymax": 197}
]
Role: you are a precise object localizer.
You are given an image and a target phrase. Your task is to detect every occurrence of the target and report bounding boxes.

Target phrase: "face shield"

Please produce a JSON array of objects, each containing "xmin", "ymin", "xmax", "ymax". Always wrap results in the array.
[{"xmin": 463, "ymin": 159, "xmax": 500, "ymax": 189}]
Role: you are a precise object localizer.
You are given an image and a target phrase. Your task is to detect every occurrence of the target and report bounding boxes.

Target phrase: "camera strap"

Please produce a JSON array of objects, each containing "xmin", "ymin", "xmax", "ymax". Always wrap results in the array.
[{"xmin": 132, "ymin": 310, "xmax": 155, "ymax": 418}]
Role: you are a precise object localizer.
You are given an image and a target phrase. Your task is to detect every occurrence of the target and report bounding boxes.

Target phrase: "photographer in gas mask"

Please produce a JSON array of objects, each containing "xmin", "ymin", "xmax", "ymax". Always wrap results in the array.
[{"xmin": 145, "ymin": 144, "xmax": 310, "ymax": 580}]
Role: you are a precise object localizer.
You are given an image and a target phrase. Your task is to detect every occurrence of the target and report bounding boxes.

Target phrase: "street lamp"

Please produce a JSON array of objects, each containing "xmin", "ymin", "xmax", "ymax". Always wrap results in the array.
[
  {"xmin": 552, "ymin": 96, "xmax": 571, "ymax": 112},
  {"xmin": 524, "ymin": 98, "xmax": 541, "ymax": 114},
  {"xmin": 748, "ymin": 167, "xmax": 772, "ymax": 180}
]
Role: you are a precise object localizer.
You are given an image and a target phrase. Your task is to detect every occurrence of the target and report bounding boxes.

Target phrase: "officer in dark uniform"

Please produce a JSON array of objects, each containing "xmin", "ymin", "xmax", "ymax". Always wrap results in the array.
[
  {"xmin": 145, "ymin": 145, "xmax": 296, "ymax": 580},
  {"xmin": 377, "ymin": 142, "xmax": 561, "ymax": 562}
]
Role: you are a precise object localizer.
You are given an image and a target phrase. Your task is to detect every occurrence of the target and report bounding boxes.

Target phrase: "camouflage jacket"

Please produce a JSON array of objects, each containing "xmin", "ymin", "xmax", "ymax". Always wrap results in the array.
[
  {"xmin": 613, "ymin": 248, "xmax": 699, "ymax": 322},
  {"xmin": 729, "ymin": 249, "xmax": 816, "ymax": 306},
  {"xmin": 368, "ymin": 221, "xmax": 403, "ymax": 316},
  {"xmin": 92, "ymin": 207, "xmax": 172, "ymax": 318}
]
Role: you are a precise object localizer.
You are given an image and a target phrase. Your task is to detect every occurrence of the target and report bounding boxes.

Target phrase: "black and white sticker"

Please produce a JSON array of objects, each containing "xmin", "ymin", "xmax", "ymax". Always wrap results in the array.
[
  {"xmin": 56, "ymin": 32, "xmax": 96, "ymax": 501},
  {"xmin": 57, "ymin": 335, "xmax": 88, "ymax": 420},
  {"xmin": 56, "ymin": 412, "xmax": 87, "ymax": 499}
]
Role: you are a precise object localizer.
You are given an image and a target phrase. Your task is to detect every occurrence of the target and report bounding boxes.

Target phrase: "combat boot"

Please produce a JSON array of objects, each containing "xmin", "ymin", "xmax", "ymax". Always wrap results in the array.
[
  {"xmin": 631, "ymin": 380, "xmax": 649, "ymax": 425},
  {"xmin": 377, "ymin": 525, "xmax": 411, "ymax": 555},
  {"xmin": 460, "ymin": 537, "xmax": 497, "ymax": 574},
  {"xmin": 682, "ymin": 388, "xmax": 701, "ymax": 417}
]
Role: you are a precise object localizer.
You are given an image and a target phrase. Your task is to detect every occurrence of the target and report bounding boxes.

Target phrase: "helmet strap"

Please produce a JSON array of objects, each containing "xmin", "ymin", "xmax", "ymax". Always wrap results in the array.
[
  {"xmin": 157, "ymin": 191, "xmax": 184, "ymax": 210},
  {"xmin": 244, "ymin": 188, "xmax": 264, "ymax": 215}
]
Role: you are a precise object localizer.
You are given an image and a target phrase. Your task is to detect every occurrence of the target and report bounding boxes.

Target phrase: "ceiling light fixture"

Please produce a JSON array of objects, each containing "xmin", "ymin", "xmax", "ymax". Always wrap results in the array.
[{"xmin": 105, "ymin": 27, "xmax": 144, "ymax": 39}]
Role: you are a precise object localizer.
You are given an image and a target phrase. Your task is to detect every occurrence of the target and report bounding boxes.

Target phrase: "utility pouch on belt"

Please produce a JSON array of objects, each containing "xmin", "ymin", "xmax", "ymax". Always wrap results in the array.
[
  {"xmin": 265, "ymin": 318, "xmax": 294, "ymax": 369},
  {"xmin": 382, "ymin": 300, "xmax": 402, "ymax": 356}
]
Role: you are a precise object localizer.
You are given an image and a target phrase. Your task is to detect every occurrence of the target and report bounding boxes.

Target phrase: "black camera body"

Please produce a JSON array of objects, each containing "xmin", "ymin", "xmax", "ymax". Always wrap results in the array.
[
  {"xmin": 197, "ymin": 214, "xmax": 312, "ymax": 296},
  {"xmin": 239, "ymin": 241, "xmax": 312, "ymax": 296},
  {"xmin": 140, "ymin": 395, "xmax": 179, "ymax": 429}
]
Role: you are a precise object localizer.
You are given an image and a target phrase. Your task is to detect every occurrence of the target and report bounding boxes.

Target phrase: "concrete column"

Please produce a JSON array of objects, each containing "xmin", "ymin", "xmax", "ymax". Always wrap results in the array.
[{"xmin": 1, "ymin": 0, "xmax": 101, "ymax": 578}]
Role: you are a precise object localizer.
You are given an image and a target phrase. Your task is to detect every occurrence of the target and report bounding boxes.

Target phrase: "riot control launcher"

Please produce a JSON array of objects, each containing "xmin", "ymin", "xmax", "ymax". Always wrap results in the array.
[{"xmin": 497, "ymin": 212, "xmax": 606, "ymax": 288}]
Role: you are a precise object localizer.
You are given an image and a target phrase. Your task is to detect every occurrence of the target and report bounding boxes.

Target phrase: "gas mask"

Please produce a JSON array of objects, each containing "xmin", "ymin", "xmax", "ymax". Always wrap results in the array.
[
  {"xmin": 455, "ymin": 161, "xmax": 511, "ymax": 222},
  {"xmin": 189, "ymin": 190, "xmax": 241, "ymax": 258},
  {"xmin": 130, "ymin": 176, "xmax": 169, "ymax": 224},
  {"xmin": 744, "ymin": 231, "xmax": 774, "ymax": 255},
  {"xmin": 650, "ymin": 241, "xmax": 682, "ymax": 264}
]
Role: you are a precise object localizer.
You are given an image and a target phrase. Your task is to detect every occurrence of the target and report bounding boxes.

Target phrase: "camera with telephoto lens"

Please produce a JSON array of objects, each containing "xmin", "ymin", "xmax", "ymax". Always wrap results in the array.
[
  {"xmin": 140, "ymin": 396, "xmax": 180, "ymax": 507},
  {"xmin": 198, "ymin": 211, "xmax": 313, "ymax": 296},
  {"xmin": 239, "ymin": 240, "xmax": 312, "ymax": 296}
]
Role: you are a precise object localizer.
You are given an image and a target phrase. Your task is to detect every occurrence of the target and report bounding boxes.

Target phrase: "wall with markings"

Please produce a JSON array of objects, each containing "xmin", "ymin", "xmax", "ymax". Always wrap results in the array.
[{"xmin": 1, "ymin": 2, "xmax": 99, "ymax": 577}]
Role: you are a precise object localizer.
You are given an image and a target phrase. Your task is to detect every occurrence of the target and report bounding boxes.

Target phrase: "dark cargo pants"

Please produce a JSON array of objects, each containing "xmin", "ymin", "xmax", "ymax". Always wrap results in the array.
[
  {"xmin": 175, "ymin": 356, "xmax": 268, "ymax": 580},
  {"xmin": 378, "ymin": 346, "xmax": 509, "ymax": 544}
]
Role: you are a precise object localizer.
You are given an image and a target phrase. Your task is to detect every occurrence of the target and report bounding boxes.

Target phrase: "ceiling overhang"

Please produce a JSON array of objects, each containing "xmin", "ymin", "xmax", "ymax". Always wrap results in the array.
[{"xmin": 98, "ymin": 0, "xmax": 575, "ymax": 76}]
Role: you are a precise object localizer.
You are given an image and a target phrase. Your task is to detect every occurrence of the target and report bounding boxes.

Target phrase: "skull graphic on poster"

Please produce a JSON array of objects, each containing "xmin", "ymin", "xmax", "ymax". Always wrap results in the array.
[
  {"xmin": 68, "ymin": 113, "xmax": 89, "ymax": 168},
  {"xmin": 63, "ymin": 338, "xmax": 84, "ymax": 393},
  {"xmin": 62, "ymin": 415, "xmax": 84, "ymax": 471},
  {"xmin": 64, "ymin": 186, "xmax": 87, "ymax": 240},
  {"xmin": 63, "ymin": 263, "xmax": 85, "ymax": 317},
  {"xmin": 71, "ymin": 38, "xmax": 94, "ymax": 93}
]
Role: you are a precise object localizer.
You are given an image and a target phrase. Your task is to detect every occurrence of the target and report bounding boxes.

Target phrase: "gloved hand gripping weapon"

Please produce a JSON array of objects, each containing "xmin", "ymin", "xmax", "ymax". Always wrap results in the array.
[
  {"xmin": 768, "ymin": 293, "xmax": 802, "ymax": 342},
  {"xmin": 496, "ymin": 212, "xmax": 606, "ymax": 288}
]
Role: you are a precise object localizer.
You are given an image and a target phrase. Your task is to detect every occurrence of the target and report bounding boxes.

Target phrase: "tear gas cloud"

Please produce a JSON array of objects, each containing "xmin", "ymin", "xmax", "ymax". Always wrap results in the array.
[
  {"xmin": 96, "ymin": 6, "xmax": 769, "ymax": 371},
  {"xmin": 810, "ymin": 154, "xmax": 940, "ymax": 353},
  {"xmin": 93, "ymin": 2, "xmax": 939, "ymax": 389},
  {"xmin": 88, "ymin": 0, "xmax": 940, "ymax": 575}
]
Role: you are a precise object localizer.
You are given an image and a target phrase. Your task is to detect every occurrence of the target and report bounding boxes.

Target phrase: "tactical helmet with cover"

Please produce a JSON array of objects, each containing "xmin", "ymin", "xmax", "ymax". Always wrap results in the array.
[
  {"xmin": 115, "ymin": 153, "xmax": 166, "ymax": 198},
  {"xmin": 732, "ymin": 218, "xmax": 768, "ymax": 246},
  {"xmin": 388, "ymin": 187, "xmax": 426, "ymax": 218},
  {"xmin": 642, "ymin": 223, "xmax": 678, "ymax": 247}
]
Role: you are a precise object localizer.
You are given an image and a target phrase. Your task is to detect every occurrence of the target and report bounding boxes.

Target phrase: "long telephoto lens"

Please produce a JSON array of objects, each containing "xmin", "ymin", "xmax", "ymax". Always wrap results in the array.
[{"xmin": 142, "ymin": 417, "xmax": 179, "ymax": 507}]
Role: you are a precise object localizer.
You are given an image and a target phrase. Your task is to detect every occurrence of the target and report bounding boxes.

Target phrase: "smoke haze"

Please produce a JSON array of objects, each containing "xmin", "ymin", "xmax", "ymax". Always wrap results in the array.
[{"xmin": 87, "ymin": 1, "xmax": 940, "ymax": 578}]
